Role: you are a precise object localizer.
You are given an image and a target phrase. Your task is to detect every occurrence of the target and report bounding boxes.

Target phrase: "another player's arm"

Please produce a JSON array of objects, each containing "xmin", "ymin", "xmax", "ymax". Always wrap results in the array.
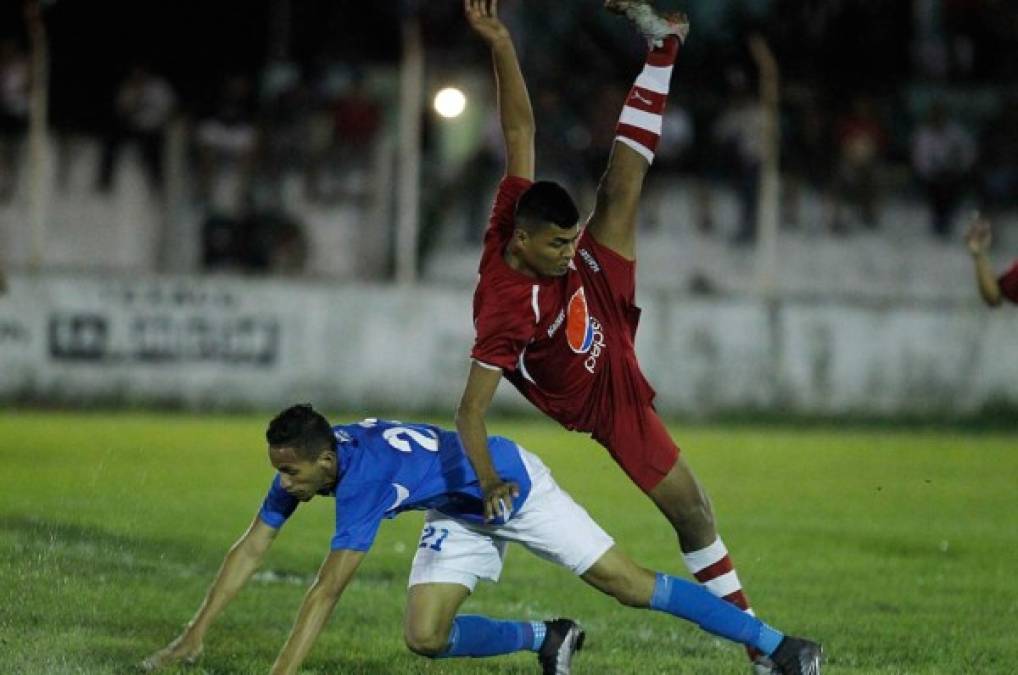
[
  {"xmin": 466, "ymin": 0, "xmax": 534, "ymax": 181},
  {"xmin": 269, "ymin": 549, "xmax": 366, "ymax": 675},
  {"xmin": 141, "ymin": 515, "xmax": 279, "ymax": 671},
  {"xmin": 964, "ymin": 213, "xmax": 1003, "ymax": 307},
  {"xmin": 456, "ymin": 361, "xmax": 519, "ymax": 521}
]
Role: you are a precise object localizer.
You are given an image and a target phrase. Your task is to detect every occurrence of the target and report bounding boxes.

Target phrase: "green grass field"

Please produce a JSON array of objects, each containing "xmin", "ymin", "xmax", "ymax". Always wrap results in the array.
[{"xmin": 1, "ymin": 411, "xmax": 1016, "ymax": 674}]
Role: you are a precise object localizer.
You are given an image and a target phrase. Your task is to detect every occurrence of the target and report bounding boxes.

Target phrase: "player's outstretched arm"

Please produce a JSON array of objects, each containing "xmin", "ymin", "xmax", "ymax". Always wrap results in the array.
[
  {"xmin": 140, "ymin": 515, "xmax": 279, "ymax": 672},
  {"xmin": 456, "ymin": 362, "xmax": 519, "ymax": 521},
  {"xmin": 269, "ymin": 549, "xmax": 366, "ymax": 675},
  {"xmin": 964, "ymin": 213, "xmax": 1003, "ymax": 307},
  {"xmin": 466, "ymin": 0, "xmax": 534, "ymax": 181}
]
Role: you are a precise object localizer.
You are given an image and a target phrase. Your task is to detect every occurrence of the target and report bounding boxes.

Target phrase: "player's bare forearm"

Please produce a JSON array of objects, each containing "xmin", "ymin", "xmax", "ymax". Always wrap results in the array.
[
  {"xmin": 141, "ymin": 518, "xmax": 275, "ymax": 671},
  {"xmin": 456, "ymin": 362, "xmax": 518, "ymax": 519},
  {"xmin": 187, "ymin": 524, "xmax": 272, "ymax": 638},
  {"xmin": 455, "ymin": 404, "xmax": 500, "ymax": 486},
  {"xmin": 965, "ymin": 214, "xmax": 1002, "ymax": 307},
  {"xmin": 269, "ymin": 585, "xmax": 342, "ymax": 675},
  {"xmin": 270, "ymin": 550, "xmax": 363, "ymax": 675},
  {"xmin": 491, "ymin": 38, "xmax": 534, "ymax": 141},
  {"xmin": 466, "ymin": 0, "xmax": 534, "ymax": 179},
  {"xmin": 972, "ymin": 253, "xmax": 1003, "ymax": 307}
]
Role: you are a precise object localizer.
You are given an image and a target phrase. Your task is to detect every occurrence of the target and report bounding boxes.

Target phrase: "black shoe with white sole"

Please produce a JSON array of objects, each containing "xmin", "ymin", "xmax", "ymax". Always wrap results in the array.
[{"xmin": 537, "ymin": 618, "xmax": 585, "ymax": 675}]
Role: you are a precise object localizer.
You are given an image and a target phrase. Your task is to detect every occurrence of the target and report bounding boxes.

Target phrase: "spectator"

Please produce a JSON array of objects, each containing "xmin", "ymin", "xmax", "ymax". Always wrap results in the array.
[
  {"xmin": 911, "ymin": 102, "xmax": 976, "ymax": 240},
  {"xmin": 257, "ymin": 60, "xmax": 313, "ymax": 207},
  {"xmin": 96, "ymin": 65, "xmax": 176, "ymax": 195},
  {"xmin": 976, "ymin": 100, "xmax": 1018, "ymax": 215},
  {"xmin": 829, "ymin": 96, "xmax": 888, "ymax": 233},
  {"xmin": 0, "ymin": 38, "xmax": 29, "ymax": 202},
  {"xmin": 195, "ymin": 76, "xmax": 259, "ymax": 271},
  {"xmin": 713, "ymin": 68, "xmax": 766, "ymax": 245},
  {"xmin": 195, "ymin": 75, "xmax": 258, "ymax": 216},
  {"xmin": 780, "ymin": 87, "xmax": 830, "ymax": 231},
  {"xmin": 321, "ymin": 70, "xmax": 382, "ymax": 203}
]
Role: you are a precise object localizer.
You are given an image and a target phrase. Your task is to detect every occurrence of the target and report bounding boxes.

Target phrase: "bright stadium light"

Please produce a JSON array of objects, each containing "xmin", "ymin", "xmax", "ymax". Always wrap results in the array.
[{"xmin": 433, "ymin": 87, "xmax": 467, "ymax": 118}]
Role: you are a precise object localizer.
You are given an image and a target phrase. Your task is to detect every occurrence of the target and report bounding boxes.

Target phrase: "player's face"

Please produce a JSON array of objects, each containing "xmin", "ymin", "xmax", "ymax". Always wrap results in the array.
[
  {"xmin": 520, "ymin": 223, "xmax": 580, "ymax": 277},
  {"xmin": 268, "ymin": 445, "xmax": 338, "ymax": 501}
]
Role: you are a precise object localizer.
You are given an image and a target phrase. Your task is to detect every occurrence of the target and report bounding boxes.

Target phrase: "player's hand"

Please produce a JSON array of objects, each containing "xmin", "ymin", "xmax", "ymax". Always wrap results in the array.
[
  {"xmin": 139, "ymin": 633, "xmax": 204, "ymax": 672},
  {"xmin": 465, "ymin": 0, "xmax": 510, "ymax": 46},
  {"xmin": 964, "ymin": 212, "xmax": 992, "ymax": 255},
  {"xmin": 481, "ymin": 479, "xmax": 519, "ymax": 522},
  {"xmin": 748, "ymin": 34, "xmax": 777, "ymax": 74}
]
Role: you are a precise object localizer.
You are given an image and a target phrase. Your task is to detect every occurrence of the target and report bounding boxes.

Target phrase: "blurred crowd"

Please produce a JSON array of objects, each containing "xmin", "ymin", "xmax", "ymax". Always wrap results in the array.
[{"xmin": 0, "ymin": 0, "xmax": 1016, "ymax": 275}]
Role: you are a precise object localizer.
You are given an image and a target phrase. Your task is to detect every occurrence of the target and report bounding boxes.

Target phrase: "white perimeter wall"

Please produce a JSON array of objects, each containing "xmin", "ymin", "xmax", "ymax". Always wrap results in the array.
[{"xmin": 1, "ymin": 273, "xmax": 1015, "ymax": 417}]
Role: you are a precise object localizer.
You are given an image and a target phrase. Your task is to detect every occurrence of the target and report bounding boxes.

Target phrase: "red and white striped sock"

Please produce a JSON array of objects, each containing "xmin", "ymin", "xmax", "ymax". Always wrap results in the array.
[
  {"xmin": 683, "ymin": 537, "xmax": 764, "ymax": 662},
  {"xmin": 614, "ymin": 35, "xmax": 681, "ymax": 165}
]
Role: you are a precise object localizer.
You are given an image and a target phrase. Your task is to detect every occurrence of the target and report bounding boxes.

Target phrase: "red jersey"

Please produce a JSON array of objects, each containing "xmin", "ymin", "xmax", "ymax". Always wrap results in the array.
[
  {"xmin": 999, "ymin": 260, "xmax": 1018, "ymax": 304},
  {"xmin": 470, "ymin": 176, "xmax": 655, "ymax": 434}
]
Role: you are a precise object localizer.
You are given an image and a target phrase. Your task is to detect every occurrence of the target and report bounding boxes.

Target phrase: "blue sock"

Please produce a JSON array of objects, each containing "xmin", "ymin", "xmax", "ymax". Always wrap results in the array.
[
  {"xmin": 437, "ymin": 615, "xmax": 546, "ymax": 658},
  {"xmin": 649, "ymin": 573, "xmax": 784, "ymax": 656}
]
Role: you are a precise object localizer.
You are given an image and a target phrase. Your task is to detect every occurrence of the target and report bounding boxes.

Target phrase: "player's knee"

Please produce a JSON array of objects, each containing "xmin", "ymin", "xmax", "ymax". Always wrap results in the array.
[{"xmin": 404, "ymin": 623, "xmax": 450, "ymax": 658}]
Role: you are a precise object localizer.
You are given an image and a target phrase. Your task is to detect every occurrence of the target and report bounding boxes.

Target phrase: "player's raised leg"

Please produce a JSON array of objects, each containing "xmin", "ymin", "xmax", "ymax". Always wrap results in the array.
[
  {"xmin": 581, "ymin": 547, "xmax": 823, "ymax": 675},
  {"xmin": 585, "ymin": 1, "xmax": 689, "ymax": 260}
]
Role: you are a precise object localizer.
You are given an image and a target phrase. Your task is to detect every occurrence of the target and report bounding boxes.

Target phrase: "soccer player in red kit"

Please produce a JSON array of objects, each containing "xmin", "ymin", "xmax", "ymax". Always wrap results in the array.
[
  {"xmin": 965, "ymin": 213, "xmax": 1018, "ymax": 307},
  {"xmin": 456, "ymin": 1, "xmax": 821, "ymax": 673}
]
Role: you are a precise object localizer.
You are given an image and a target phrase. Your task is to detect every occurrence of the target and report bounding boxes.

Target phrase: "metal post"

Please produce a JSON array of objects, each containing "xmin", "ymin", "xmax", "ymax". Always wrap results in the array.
[
  {"xmin": 749, "ymin": 35, "xmax": 781, "ymax": 298},
  {"xmin": 26, "ymin": 1, "xmax": 50, "ymax": 272},
  {"xmin": 395, "ymin": 15, "xmax": 423, "ymax": 284}
]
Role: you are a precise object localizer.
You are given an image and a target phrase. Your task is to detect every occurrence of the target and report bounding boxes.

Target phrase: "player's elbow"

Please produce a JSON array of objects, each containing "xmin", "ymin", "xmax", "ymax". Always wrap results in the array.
[{"xmin": 404, "ymin": 624, "xmax": 451, "ymax": 658}]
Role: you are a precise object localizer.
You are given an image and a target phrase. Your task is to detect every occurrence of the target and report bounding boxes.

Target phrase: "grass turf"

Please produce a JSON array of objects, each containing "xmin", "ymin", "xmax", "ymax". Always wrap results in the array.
[{"xmin": 1, "ymin": 411, "xmax": 1016, "ymax": 674}]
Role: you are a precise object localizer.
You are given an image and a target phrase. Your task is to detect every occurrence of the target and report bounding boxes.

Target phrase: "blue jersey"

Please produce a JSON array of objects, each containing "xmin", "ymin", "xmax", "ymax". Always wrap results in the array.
[{"xmin": 258, "ymin": 418, "xmax": 532, "ymax": 551}]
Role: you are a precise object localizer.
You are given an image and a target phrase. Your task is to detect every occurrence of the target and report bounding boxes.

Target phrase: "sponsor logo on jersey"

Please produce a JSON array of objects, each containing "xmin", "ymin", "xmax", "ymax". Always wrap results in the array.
[
  {"xmin": 564, "ymin": 286, "xmax": 607, "ymax": 373},
  {"xmin": 334, "ymin": 429, "xmax": 352, "ymax": 443},
  {"xmin": 579, "ymin": 248, "xmax": 600, "ymax": 273},
  {"xmin": 566, "ymin": 287, "xmax": 595, "ymax": 353},
  {"xmin": 584, "ymin": 318, "xmax": 606, "ymax": 374}
]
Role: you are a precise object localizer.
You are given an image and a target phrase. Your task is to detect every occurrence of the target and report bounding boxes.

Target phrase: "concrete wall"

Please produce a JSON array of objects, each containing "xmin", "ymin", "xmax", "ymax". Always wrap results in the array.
[{"xmin": 2, "ymin": 273, "xmax": 1015, "ymax": 417}]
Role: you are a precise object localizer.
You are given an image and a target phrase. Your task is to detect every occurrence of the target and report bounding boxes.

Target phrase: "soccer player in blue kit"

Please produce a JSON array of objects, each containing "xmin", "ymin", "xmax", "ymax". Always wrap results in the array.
[{"xmin": 141, "ymin": 404, "xmax": 820, "ymax": 675}]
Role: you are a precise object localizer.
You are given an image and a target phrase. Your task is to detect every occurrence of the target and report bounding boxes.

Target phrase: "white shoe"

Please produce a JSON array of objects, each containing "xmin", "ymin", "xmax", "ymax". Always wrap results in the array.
[{"xmin": 605, "ymin": 0, "xmax": 690, "ymax": 46}]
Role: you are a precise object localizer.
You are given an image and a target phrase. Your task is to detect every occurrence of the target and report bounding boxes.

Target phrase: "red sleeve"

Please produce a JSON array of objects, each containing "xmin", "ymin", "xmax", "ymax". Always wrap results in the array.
[
  {"xmin": 470, "ymin": 280, "xmax": 537, "ymax": 372},
  {"xmin": 999, "ymin": 260, "xmax": 1018, "ymax": 304},
  {"xmin": 485, "ymin": 175, "xmax": 533, "ymax": 241}
]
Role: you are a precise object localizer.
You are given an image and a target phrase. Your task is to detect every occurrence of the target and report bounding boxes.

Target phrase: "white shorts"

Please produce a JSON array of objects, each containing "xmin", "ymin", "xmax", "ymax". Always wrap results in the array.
[{"xmin": 408, "ymin": 447, "xmax": 615, "ymax": 592}]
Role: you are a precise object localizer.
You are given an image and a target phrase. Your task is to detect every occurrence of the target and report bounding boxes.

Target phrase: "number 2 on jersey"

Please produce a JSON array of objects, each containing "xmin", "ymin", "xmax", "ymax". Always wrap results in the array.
[{"xmin": 383, "ymin": 426, "xmax": 439, "ymax": 453}]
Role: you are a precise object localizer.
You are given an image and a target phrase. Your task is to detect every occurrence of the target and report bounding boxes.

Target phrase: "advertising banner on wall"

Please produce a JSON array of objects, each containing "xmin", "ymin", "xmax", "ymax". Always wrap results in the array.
[{"xmin": 1, "ymin": 274, "xmax": 1015, "ymax": 416}]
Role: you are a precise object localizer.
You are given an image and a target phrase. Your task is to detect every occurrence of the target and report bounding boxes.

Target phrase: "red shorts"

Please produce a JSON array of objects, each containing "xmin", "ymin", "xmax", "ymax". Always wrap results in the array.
[
  {"xmin": 581, "ymin": 233, "xmax": 679, "ymax": 492},
  {"xmin": 592, "ymin": 403, "xmax": 680, "ymax": 492}
]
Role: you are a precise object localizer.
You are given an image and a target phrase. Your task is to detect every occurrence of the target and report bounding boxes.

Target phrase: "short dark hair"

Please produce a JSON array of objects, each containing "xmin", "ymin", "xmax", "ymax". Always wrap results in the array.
[
  {"xmin": 514, "ymin": 181, "xmax": 579, "ymax": 233},
  {"xmin": 266, "ymin": 404, "xmax": 335, "ymax": 460}
]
